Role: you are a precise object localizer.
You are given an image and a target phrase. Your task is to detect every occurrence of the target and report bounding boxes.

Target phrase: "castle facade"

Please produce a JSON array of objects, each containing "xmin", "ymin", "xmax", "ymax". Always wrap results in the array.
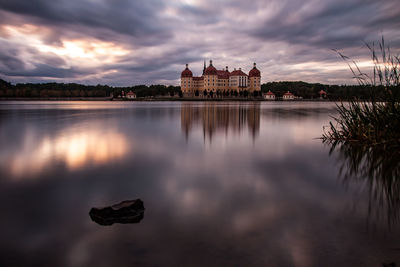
[{"xmin": 181, "ymin": 60, "xmax": 261, "ymax": 95}]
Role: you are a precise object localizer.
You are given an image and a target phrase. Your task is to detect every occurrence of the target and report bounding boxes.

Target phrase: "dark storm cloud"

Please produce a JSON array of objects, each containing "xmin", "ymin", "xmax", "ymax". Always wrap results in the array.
[
  {"xmin": 176, "ymin": 4, "xmax": 220, "ymax": 25},
  {"xmin": 2, "ymin": 63, "xmax": 90, "ymax": 78},
  {"xmin": 0, "ymin": 38, "xmax": 81, "ymax": 79},
  {"xmin": 0, "ymin": 0, "xmax": 399, "ymax": 85},
  {"xmin": 116, "ymin": 46, "xmax": 201, "ymax": 72},
  {"xmin": 0, "ymin": 0, "xmax": 170, "ymax": 41},
  {"xmin": 252, "ymin": 0, "xmax": 400, "ymax": 49},
  {"xmin": 0, "ymin": 47, "xmax": 25, "ymax": 71}
]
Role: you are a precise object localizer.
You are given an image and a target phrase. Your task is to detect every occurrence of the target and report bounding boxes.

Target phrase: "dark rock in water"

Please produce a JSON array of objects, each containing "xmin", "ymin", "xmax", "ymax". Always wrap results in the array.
[{"xmin": 89, "ymin": 199, "xmax": 145, "ymax": 226}]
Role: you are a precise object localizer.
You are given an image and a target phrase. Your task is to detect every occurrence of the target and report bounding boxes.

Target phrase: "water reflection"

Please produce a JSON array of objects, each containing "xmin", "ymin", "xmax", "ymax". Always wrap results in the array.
[
  {"xmin": 1, "ymin": 124, "xmax": 129, "ymax": 178},
  {"xmin": 181, "ymin": 103, "xmax": 260, "ymax": 142},
  {"xmin": 1, "ymin": 102, "xmax": 400, "ymax": 266},
  {"xmin": 328, "ymin": 142, "xmax": 400, "ymax": 227}
]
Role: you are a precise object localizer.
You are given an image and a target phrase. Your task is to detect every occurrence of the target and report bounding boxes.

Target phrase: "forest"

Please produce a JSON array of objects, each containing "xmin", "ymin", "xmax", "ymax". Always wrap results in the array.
[{"xmin": 0, "ymin": 79, "xmax": 396, "ymax": 100}]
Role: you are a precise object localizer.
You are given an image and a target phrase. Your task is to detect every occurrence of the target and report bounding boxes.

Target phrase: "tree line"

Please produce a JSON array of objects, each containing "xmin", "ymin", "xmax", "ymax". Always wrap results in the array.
[
  {"xmin": 261, "ymin": 81, "xmax": 399, "ymax": 100},
  {"xmin": 0, "ymin": 78, "xmax": 397, "ymax": 100},
  {"xmin": 0, "ymin": 79, "xmax": 180, "ymax": 98}
]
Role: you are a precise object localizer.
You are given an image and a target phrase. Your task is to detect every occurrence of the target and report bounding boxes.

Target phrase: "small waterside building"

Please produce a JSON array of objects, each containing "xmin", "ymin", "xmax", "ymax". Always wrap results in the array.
[
  {"xmin": 319, "ymin": 90, "xmax": 327, "ymax": 99},
  {"xmin": 126, "ymin": 91, "xmax": 136, "ymax": 99},
  {"xmin": 263, "ymin": 90, "xmax": 275, "ymax": 100},
  {"xmin": 283, "ymin": 91, "xmax": 295, "ymax": 100}
]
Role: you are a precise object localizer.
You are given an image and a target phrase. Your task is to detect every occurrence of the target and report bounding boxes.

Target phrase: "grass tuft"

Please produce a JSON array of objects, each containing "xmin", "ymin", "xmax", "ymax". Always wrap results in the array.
[{"xmin": 323, "ymin": 101, "xmax": 400, "ymax": 147}]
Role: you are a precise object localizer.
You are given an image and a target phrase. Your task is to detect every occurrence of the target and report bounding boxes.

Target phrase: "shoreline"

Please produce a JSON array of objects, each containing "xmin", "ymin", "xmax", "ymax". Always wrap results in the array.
[
  {"xmin": 0, "ymin": 97, "xmax": 114, "ymax": 101},
  {"xmin": 0, "ymin": 97, "xmax": 331, "ymax": 102}
]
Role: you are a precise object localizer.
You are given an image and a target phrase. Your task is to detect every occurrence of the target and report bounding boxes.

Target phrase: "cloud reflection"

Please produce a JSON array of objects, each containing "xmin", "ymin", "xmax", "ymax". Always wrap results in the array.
[{"xmin": 6, "ymin": 127, "xmax": 129, "ymax": 177}]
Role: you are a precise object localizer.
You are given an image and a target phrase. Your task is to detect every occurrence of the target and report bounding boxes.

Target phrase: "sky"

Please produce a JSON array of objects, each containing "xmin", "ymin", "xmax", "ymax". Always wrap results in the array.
[{"xmin": 0, "ymin": 0, "xmax": 399, "ymax": 86}]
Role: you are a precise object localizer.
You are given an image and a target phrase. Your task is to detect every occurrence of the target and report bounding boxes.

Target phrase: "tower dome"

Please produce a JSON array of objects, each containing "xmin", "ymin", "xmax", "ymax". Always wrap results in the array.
[
  {"xmin": 181, "ymin": 64, "xmax": 193, "ymax": 77},
  {"xmin": 249, "ymin": 62, "xmax": 261, "ymax": 77},
  {"xmin": 204, "ymin": 60, "xmax": 218, "ymax": 75}
]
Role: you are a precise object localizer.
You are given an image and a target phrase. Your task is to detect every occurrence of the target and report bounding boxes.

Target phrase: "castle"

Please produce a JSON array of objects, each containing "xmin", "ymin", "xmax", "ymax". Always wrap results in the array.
[{"xmin": 181, "ymin": 60, "xmax": 261, "ymax": 96}]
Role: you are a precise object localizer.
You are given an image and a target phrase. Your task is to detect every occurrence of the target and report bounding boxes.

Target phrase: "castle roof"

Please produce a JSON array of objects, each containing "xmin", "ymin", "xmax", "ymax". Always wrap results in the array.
[
  {"xmin": 181, "ymin": 61, "xmax": 260, "ymax": 80},
  {"xmin": 193, "ymin": 76, "xmax": 204, "ymax": 80},
  {"xmin": 217, "ymin": 70, "xmax": 229, "ymax": 79},
  {"xmin": 230, "ymin": 69, "xmax": 248, "ymax": 77}
]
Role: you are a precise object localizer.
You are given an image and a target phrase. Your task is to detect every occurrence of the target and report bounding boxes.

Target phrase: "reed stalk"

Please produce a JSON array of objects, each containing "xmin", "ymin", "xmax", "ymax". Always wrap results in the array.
[{"xmin": 323, "ymin": 36, "xmax": 400, "ymax": 148}]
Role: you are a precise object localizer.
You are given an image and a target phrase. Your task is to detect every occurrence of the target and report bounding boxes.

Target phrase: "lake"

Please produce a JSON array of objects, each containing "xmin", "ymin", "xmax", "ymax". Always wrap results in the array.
[{"xmin": 0, "ymin": 101, "xmax": 399, "ymax": 267}]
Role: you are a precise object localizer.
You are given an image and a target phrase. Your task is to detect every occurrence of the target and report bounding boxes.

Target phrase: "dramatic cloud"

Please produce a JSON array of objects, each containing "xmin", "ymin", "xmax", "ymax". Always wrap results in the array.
[{"xmin": 0, "ymin": 0, "xmax": 399, "ymax": 85}]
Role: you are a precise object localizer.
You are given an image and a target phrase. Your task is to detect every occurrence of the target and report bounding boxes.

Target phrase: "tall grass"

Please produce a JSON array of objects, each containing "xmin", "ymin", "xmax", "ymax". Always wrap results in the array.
[
  {"xmin": 324, "ymin": 37, "xmax": 400, "ymax": 228},
  {"xmin": 323, "ymin": 36, "xmax": 400, "ymax": 148},
  {"xmin": 323, "ymin": 101, "xmax": 400, "ymax": 146}
]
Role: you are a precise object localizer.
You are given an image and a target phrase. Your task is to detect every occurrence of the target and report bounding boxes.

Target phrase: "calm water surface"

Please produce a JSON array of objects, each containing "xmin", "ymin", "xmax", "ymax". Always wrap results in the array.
[{"xmin": 0, "ymin": 101, "xmax": 399, "ymax": 266}]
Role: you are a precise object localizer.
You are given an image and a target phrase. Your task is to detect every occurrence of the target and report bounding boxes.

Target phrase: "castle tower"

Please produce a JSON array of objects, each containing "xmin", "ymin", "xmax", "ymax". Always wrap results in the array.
[
  {"xmin": 203, "ymin": 60, "xmax": 218, "ymax": 92},
  {"xmin": 181, "ymin": 63, "xmax": 193, "ymax": 94},
  {"xmin": 248, "ymin": 63, "xmax": 261, "ymax": 92}
]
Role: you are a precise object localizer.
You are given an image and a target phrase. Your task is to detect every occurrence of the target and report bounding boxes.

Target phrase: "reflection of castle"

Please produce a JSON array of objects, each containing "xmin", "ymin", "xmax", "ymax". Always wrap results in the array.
[{"xmin": 181, "ymin": 104, "xmax": 260, "ymax": 142}]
